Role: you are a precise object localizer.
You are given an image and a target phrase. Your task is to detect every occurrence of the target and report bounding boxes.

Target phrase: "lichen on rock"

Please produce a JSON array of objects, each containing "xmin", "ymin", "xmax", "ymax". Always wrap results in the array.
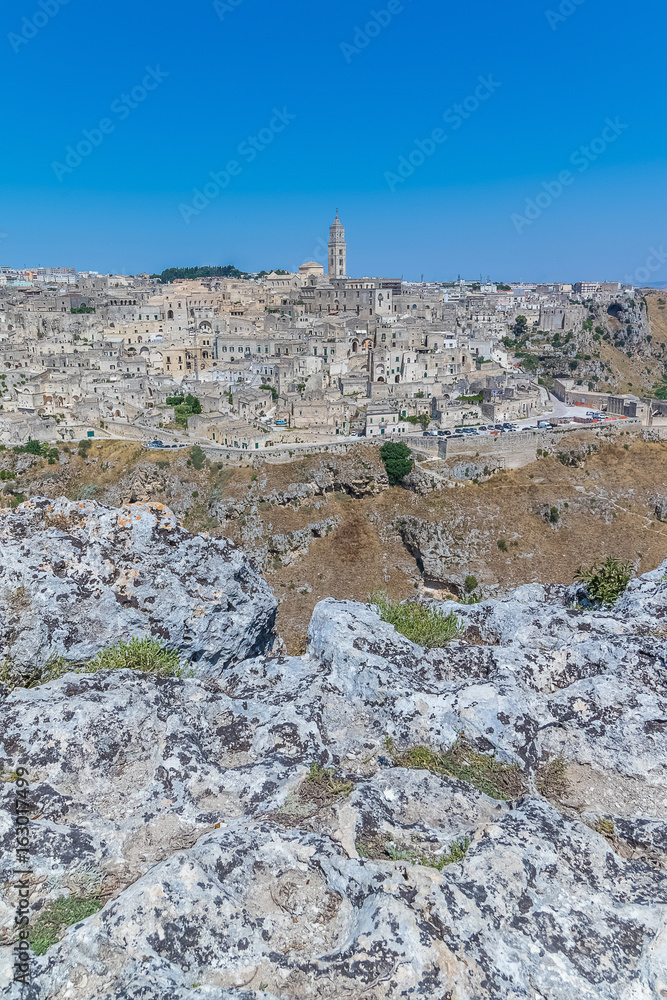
[
  {"xmin": 0, "ymin": 496, "xmax": 277, "ymax": 683},
  {"xmin": 0, "ymin": 497, "xmax": 666, "ymax": 998}
]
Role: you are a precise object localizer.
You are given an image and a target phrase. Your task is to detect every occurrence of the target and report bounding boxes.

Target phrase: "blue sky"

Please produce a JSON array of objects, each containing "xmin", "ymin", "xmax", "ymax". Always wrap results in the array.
[{"xmin": 1, "ymin": 0, "xmax": 666, "ymax": 281}]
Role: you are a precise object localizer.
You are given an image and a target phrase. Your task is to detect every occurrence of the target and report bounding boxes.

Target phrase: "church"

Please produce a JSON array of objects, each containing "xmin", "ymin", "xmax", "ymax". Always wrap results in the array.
[{"xmin": 298, "ymin": 212, "xmax": 400, "ymax": 321}]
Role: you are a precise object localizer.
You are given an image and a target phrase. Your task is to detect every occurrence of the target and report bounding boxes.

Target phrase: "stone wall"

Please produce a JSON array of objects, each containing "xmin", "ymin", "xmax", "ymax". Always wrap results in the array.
[{"xmin": 439, "ymin": 420, "xmax": 643, "ymax": 474}]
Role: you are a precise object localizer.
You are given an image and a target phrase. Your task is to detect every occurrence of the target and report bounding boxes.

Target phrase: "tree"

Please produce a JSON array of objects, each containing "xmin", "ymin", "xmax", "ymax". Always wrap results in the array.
[
  {"xmin": 189, "ymin": 445, "xmax": 206, "ymax": 471},
  {"xmin": 380, "ymin": 442, "xmax": 413, "ymax": 486},
  {"xmin": 514, "ymin": 315, "xmax": 528, "ymax": 336},
  {"xmin": 151, "ymin": 265, "xmax": 251, "ymax": 283}
]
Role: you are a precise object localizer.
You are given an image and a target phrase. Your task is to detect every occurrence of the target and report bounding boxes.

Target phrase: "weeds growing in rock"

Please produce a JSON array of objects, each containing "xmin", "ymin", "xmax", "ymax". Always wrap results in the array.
[
  {"xmin": 272, "ymin": 763, "xmax": 353, "ymax": 826},
  {"xmin": 358, "ymin": 836, "xmax": 470, "ymax": 870},
  {"xmin": 369, "ymin": 591, "xmax": 461, "ymax": 648},
  {"xmin": 421, "ymin": 837, "xmax": 470, "ymax": 870},
  {"xmin": 574, "ymin": 557, "xmax": 633, "ymax": 605},
  {"xmin": 1, "ymin": 639, "xmax": 189, "ymax": 691},
  {"xmin": 595, "ymin": 818, "xmax": 615, "ymax": 838},
  {"xmin": 306, "ymin": 763, "xmax": 353, "ymax": 797},
  {"xmin": 87, "ymin": 637, "xmax": 188, "ymax": 677},
  {"xmin": 536, "ymin": 756, "xmax": 568, "ymax": 799},
  {"xmin": 385, "ymin": 735, "xmax": 525, "ymax": 800},
  {"xmin": 30, "ymin": 896, "xmax": 103, "ymax": 955}
]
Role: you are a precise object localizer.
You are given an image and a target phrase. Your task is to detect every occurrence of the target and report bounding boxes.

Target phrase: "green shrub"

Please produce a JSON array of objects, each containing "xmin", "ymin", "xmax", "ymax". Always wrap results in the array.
[
  {"xmin": 78, "ymin": 439, "xmax": 92, "ymax": 458},
  {"xmin": 189, "ymin": 445, "xmax": 206, "ymax": 470},
  {"xmin": 405, "ymin": 414, "xmax": 430, "ymax": 428},
  {"xmin": 87, "ymin": 637, "xmax": 187, "ymax": 677},
  {"xmin": 0, "ymin": 469, "xmax": 16, "ymax": 481},
  {"xmin": 172, "ymin": 393, "xmax": 202, "ymax": 427},
  {"xmin": 380, "ymin": 441, "xmax": 413, "ymax": 486},
  {"xmin": 30, "ymin": 897, "xmax": 103, "ymax": 955},
  {"xmin": 464, "ymin": 574, "xmax": 478, "ymax": 593},
  {"xmin": 13, "ymin": 439, "xmax": 46, "ymax": 456},
  {"xmin": 549, "ymin": 507, "xmax": 559, "ymax": 523},
  {"xmin": 497, "ymin": 538, "xmax": 508, "ymax": 552},
  {"xmin": 574, "ymin": 557, "xmax": 633, "ymax": 605},
  {"xmin": 370, "ymin": 591, "xmax": 461, "ymax": 647}
]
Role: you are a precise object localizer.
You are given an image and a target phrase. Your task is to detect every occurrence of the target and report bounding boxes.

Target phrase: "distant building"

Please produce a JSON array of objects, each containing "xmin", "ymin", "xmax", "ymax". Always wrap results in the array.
[
  {"xmin": 20, "ymin": 267, "xmax": 76, "ymax": 285},
  {"xmin": 573, "ymin": 281, "xmax": 600, "ymax": 297},
  {"xmin": 328, "ymin": 211, "xmax": 347, "ymax": 279},
  {"xmin": 299, "ymin": 261, "xmax": 324, "ymax": 278}
]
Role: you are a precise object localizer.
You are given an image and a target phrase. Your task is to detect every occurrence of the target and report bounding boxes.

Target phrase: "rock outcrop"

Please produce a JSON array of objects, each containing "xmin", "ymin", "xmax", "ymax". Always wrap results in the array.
[
  {"xmin": 0, "ymin": 497, "xmax": 277, "ymax": 681},
  {"xmin": 0, "ymin": 499, "xmax": 666, "ymax": 999}
]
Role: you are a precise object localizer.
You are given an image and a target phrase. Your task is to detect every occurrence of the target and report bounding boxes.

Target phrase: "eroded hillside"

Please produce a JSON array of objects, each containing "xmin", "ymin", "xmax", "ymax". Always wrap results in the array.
[{"xmin": 3, "ymin": 437, "xmax": 667, "ymax": 652}]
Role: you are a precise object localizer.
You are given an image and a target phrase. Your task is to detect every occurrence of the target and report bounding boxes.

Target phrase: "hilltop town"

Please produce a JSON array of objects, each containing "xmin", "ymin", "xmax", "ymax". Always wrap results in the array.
[{"xmin": 1, "ymin": 214, "xmax": 667, "ymax": 461}]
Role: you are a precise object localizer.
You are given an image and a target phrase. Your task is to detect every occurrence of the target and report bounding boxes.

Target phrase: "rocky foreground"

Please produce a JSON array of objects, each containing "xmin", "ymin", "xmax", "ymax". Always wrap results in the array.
[{"xmin": 0, "ymin": 498, "xmax": 666, "ymax": 999}]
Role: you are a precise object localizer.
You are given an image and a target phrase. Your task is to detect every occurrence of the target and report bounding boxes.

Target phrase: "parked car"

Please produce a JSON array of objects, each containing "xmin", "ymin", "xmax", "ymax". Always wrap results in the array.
[{"xmin": 147, "ymin": 440, "xmax": 163, "ymax": 449}]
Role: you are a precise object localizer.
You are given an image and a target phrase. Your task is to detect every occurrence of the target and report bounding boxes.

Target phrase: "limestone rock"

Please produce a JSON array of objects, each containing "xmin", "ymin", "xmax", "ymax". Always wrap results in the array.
[
  {"xmin": 0, "ymin": 496, "xmax": 277, "ymax": 679},
  {"xmin": 1, "ymin": 516, "xmax": 666, "ymax": 998},
  {"xmin": 401, "ymin": 469, "xmax": 439, "ymax": 495}
]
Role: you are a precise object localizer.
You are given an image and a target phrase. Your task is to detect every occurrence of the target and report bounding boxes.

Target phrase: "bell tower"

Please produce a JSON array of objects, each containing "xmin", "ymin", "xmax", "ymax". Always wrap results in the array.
[{"xmin": 328, "ymin": 210, "xmax": 347, "ymax": 278}]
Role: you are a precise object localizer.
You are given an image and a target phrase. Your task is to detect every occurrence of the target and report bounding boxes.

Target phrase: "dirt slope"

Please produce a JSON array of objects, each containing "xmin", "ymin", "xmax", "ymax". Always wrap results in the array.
[{"xmin": 3, "ymin": 439, "xmax": 667, "ymax": 654}]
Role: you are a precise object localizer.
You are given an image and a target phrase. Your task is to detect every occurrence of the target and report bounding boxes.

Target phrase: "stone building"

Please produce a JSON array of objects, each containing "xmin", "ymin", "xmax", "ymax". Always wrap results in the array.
[{"xmin": 328, "ymin": 211, "xmax": 347, "ymax": 278}]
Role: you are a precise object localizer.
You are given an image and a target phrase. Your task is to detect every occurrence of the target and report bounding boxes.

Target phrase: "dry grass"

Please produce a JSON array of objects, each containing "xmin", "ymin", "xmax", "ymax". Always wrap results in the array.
[
  {"xmin": 14, "ymin": 439, "xmax": 667, "ymax": 654},
  {"xmin": 386, "ymin": 735, "xmax": 526, "ymax": 801},
  {"xmin": 536, "ymin": 756, "xmax": 568, "ymax": 800}
]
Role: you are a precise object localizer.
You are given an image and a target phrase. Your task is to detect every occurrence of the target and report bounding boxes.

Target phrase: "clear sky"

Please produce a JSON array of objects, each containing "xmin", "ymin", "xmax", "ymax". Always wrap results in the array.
[{"xmin": 2, "ymin": 0, "xmax": 666, "ymax": 282}]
